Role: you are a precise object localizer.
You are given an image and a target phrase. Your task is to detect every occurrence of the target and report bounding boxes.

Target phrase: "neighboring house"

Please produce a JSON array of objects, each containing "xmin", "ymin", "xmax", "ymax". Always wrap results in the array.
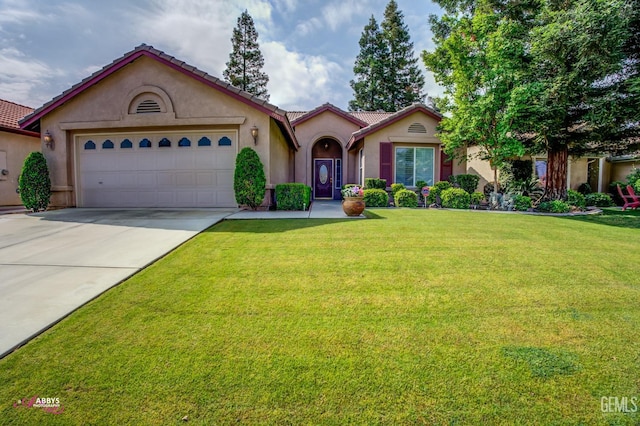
[{"xmin": 0, "ymin": 99, "xmax": 40, "ymax": 206}]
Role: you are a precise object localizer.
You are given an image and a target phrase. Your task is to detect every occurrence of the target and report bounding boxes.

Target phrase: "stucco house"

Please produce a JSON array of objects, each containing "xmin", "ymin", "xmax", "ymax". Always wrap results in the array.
[
  {"xmin": 0, "ymin": 99, "xmax": 40, "ymax": 206},
  {"xmin": 19, "ymin": 44, "xmax": 460, "ymax": 208}
]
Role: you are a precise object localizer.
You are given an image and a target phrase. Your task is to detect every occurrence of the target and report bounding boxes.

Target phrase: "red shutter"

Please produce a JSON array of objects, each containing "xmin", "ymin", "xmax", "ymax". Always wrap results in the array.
[
  {"xmin": 380, "ymin": 142, "xmax": 393, "ymax": 186},
  {"xmin": 440, "ymin": 151, "xmax": 453, "ymax": 182}
]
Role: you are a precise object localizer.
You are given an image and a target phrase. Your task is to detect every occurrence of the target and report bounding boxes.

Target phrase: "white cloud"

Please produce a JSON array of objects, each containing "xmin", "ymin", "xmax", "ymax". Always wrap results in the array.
[
  {"xmin": 271, "ymin": 0, "xmax": 297, "ymax": 14},
  {"xmin": 321, "ymin": 0, "xmax": 367, "ymax": 31},
  {"xmin": 294, "ymin": 17, "xmax": 322, "ymax": 36},
  {"xmin": 0, "ymin": 47, "xmax": 59, "ymax": 106}
]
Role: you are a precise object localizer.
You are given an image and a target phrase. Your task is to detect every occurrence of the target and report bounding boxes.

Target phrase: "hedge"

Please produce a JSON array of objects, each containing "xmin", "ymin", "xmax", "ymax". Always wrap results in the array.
[
  {"xmin": 364, "ymin": 178, "xmax": 387, "ymax": 190},
  {"xmin": 363, "ymin": 188, "xmax": 389, "ymax": 207},
  {"xmin": 275, "ymin": 183, "xmax": 311, "ymax": 210},
  {"xmin": 234, "ymin": 147, "xmax": 266, "ymax": 210},
  {"xmin": 394, "ymin": 189, "xmax": 418, "ymax": 207}
]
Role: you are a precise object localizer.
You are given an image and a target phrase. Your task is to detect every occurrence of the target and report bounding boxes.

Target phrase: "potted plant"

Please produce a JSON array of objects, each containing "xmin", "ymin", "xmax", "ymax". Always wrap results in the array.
[{"xmin": 341, "ymin": 185, "xmax": 365, "ymax": 216}]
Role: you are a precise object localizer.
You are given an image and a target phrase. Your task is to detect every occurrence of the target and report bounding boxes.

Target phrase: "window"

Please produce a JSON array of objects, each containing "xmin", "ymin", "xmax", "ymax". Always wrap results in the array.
[
  {"xmin": 139, "ymin": 138, "xmax": 152, "ymax": 148},
  {"xmin": 159, "ymin": 137, "xmax": 171, "ymax": 148},
  {"xmin": 178, "ymin": 137, "xmax": 191, "ymax": 147},
  {"xmin": 198, "ymin": 137, "xmax": 211, "ymax": 147},
  {"xmin": 395, "ymin": 147, "xmax": 434, "ymax": 186},
  {"xmin": 84, "ymin": 141, "xmax": 96, "ymax": 150},
  {"xmin": 102, "ymin": 139, "xmax": 114, "ymax": 149},
  {"xmin": 535, "ymin": 159, "xmax": 547, "ymax": 186},
  {"xmin": 218, "ymin": 136, "xmax": 232, "ymax": 146},
  {"xmin": 335, "ymin": 158, "xmax": 342, "ymax": 189},
  {"xmin": 121, "ymin": 139, "xmax": 133, "ymax": 149}
]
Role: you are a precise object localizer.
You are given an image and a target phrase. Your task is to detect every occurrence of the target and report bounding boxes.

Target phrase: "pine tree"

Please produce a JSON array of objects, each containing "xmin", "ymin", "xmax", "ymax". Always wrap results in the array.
[
  {"xmin": 380, "ymin": 0, "xmax": 425, "ymax": 111},
  {"xmin": 349, "ymin": 16, "xmax": 388, "ymax": 111},
  {"xmin": 223, "ymin": 10, "xmax": 270, "ymax": 101}
]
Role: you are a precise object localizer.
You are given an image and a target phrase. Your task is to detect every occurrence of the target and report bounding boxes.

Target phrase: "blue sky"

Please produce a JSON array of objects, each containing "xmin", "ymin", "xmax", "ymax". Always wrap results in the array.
[{"xmin": 0, "ymin": 0, "xmax": 444, "ymax": 112}]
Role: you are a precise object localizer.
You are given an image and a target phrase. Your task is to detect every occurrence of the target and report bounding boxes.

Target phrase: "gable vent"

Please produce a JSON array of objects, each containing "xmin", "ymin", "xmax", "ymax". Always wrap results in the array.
[
  {"xmin": 408, "ymin": 122, "xmax": 427, "ymax": 134},
  {"xmin": 136, "ymin": 99, "xmax": 162, "ymax": 114}
]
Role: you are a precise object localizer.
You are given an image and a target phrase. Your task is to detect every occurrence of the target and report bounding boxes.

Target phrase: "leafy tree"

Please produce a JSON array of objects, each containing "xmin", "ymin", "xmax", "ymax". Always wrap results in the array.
[
  {"xmin": 223, "ymin": 10, "xmax": 269, "ymax": 100},
  {"xmin": 349, "ymin": 1, "xmax": 425, "ymax": 112},
  {"xmin": 19, "ymin": 152, "xmax": 51, "ymax": 212},
  {"xmin": 234, "ymin": 147, "xmax": 266, "ymax": 210},
  {"xmin": 349, "ymin": 16, "xmax": 388, "ymax": 111}
]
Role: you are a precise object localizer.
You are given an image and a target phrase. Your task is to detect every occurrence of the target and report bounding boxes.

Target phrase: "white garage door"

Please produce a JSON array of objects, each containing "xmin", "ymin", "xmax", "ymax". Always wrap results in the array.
[{"xmin": 76, "ymin": 131, "xmax": 237, "ymax": 207}]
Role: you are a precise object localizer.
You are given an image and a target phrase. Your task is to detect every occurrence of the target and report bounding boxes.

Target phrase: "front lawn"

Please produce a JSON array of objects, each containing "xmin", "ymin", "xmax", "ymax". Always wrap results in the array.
[{"xmin": 1, "ymin": 209, "xmax": 638, "ymax": 424}]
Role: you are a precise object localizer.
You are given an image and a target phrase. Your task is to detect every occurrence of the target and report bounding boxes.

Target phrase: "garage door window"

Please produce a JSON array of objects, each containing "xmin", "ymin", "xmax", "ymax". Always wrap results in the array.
[
  {"xmin": 102, "ymin": 140, "xmax": 114, "ymax": 149},
  {"xmin": 218, "ymin": 136, "xmax": 232, "ymax": 146},
  {"xmin": 198, "ymin": 137, "xmax": 211, "ymax": 147},
  {"xmin": 121, "ymin": 139, "xmax": 133, "ymax": 149},
  {"xmin": 178, "ymin": 137, "xmax": 191, "ymax": 147},
  {"xmin": 139, "ymin": 138, "xmax": 151, "ymax": 148},
  {"xmin": 159, "ymin": 137, "xmax": 171, "ymax": 148},
  {"xmin": 84, "ymin": 141, "xmax": 96, "ymax": 150}
]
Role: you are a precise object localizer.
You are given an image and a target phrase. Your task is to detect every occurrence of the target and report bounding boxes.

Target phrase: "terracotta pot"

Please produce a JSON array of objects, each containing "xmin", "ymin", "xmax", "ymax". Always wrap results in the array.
[{"xmin": 342, "ymin": 197, "xmax": 365, "ymax": 216}]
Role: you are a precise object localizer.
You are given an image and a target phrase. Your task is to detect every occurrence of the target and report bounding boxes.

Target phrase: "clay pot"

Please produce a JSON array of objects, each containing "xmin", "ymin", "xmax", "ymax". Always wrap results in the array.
[{"xmin": 342, "ymin": 197, "xmax": 365, "ymax": 216}]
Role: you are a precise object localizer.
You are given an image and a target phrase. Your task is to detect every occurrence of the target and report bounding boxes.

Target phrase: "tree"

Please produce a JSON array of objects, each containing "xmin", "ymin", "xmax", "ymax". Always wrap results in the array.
[
  {"xmin": 234, "ymin": 147, "xmax": 266, "ymax": 210},
  {"xmin": 380, "ymin": 0, "xmax": 426, "ymax": 111},
  {"xmin": 223, "ymin": 10, "xmax": 269, "ymax": 101},
  {"xmin": 349, "ymin": 1, "xmax": 425, "ymax": 112},
  {"xmin": 349, "ymin": 16, "xmax": 388, "ymax": 111},
  {"xmin": 19, "ymin": 152, "xmax": 51, "ymax": 212}
]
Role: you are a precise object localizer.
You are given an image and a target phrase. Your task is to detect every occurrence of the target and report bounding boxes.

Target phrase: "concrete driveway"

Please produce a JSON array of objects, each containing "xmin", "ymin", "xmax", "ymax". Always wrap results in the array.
[{"xmin": 0, "ymin": 208, "xmax": 235, "ymax": 358}]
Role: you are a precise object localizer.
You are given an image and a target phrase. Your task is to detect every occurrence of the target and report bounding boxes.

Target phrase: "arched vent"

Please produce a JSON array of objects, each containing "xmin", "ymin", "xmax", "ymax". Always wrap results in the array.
[
  {"xmin": 136, "ymin": 99, "xmax": 162, "ymax": 114},
  {"xmin": 408, "ymin": 122, "xmax": 427, "ymax": 134}
]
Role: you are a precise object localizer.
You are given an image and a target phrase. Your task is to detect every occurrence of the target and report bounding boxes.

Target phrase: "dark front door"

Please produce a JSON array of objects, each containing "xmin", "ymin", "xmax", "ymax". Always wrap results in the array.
[{"xmin": 314, "ymin": 159, "xmax": 333, "ymax": 198}]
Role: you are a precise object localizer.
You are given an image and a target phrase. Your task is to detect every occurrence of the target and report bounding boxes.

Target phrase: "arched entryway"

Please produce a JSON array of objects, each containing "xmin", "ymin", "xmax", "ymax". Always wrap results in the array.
[{"xmin": 312, "ymin": 138, "xmax": 343, "ymax": 200}]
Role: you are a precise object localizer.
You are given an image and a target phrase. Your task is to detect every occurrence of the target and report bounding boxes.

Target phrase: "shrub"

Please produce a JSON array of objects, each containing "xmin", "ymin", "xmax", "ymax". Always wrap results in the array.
[
  {"xmin": 537, "ymin": 200, "xmax": 570, "ymax": 213},
  {"xmin": 470, "ymin": 192, "xmax": 485, "ymax": 205},
  {"xmin": 608, "ymin": 181, "xmax": 627, "ymax": 205},
  {"xmin": 364, "ymin": 178, "xmax": 387, "ymax": 190},
  {"xmin": 441, "ymin": 187, "xmax": 471, "ymax": 209},
  {"xmin": 566, "ymin": 189, "xmax": 586, "ymax": 209},
  {"xmin": 634, "ymin": 179, "xmax": 640, "ymax": 194},
  {"xmin": 510, "ymin": 159, "xmax": 534, "ymax": 182},
  {"xmin": 275, "ymin": 183, "xmax": 311, "ymax": 210},
  {"xmin": 234, "ymin": 147, "xmax": 266, "ymax": 210},
  {"xmin": 453, "ymin": 174, "xmax": 480, "ymax": 194},
  {"xmin": 577, "ymin": 182, "xmax": 592, "ymax": 195},
  {"xmin": 394, "ymin": 189, "xmax": 418, "ymax": 207},
  {"xmin": 626, "ymin": 167, "xmax": 640, "ymax": 186},
  {"xmin": 513, "ymin": 195, "xmax": 532, "ymax": 211},
  {"xmin": 363, "ymin": 188, "xmax": 389, "ymax": 207},
  {"xmin": 19, "ymin": 152, "xmax": 51, "ymax": 212},
  {"xmin": 391, "ymin": 183, "xmax": 406, "ymax": 196},
  {"xmin": 426, "ymin": 181, "xmax": 452, "ymax": 204},
  {"xmin": 585, "ymin": 192, "xmax": 615, "ymax": 207}
]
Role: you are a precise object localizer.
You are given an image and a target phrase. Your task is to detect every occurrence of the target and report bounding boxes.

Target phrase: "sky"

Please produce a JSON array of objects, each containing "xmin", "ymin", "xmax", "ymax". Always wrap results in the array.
[{"xmin": 0, "ymin": 0, "xmax": 445, "ymax": 113}]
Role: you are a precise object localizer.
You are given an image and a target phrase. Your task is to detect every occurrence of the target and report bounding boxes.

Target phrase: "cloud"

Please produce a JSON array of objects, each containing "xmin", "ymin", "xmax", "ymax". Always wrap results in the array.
[
  {"xmin": 0, "ymin": 0, "xmax": 44, "ymax": 24},
  {"xmin": 321, "ymin": 0, "xmax": 368, "ymax": 31},
  {"xmin": 294, "ymin": 17, "xmax": 322, "ymax": 36},
  {"xmin": 0, "ymin": 47, "xmax": 59, "ymax": 106},
  {"xmin": 271, "ymin": 0, "xmax": 297, "ymax": 14}
]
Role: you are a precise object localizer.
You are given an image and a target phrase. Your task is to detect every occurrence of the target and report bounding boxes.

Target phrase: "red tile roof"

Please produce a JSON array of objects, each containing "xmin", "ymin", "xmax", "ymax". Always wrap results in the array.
[
  {"xmin": 289, "ymin": 103, "xmax": 368, "ymax": 127},
  {"xmin": 0, "ymin": 99, "xmax": 33, "ymax": 130}
]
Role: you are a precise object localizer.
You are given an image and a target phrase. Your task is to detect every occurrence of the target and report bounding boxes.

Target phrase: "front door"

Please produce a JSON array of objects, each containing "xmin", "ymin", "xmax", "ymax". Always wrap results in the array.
[{"xmin": 314, "ymin": 159, "xmax": 333, "ymax": 199}]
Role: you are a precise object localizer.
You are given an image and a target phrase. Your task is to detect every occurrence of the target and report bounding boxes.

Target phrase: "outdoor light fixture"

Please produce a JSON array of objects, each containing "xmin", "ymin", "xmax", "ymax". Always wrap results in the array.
[
  {"xmin": 43, "ymin": 130, "xmax": 54, "ymax": 150},
  {"xmin": 324, "ymin": 141, "xmax": 329, "ymax": 150},
  {"xmin": 250, "ymin": 125, "xmax": 259, "ymax": 145}
]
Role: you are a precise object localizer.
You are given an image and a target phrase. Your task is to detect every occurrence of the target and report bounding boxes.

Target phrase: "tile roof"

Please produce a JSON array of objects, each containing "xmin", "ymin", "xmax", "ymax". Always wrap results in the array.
[
  {"xmin": 0, "ymin": 99, "xmax": 33, "ymax": 130},
  {"xmin": 289, "ymin": 103, "xmax": 368, "ymax": 127},
  {"xmin": 348, "ymin": 111, "xmax": 395, "ymax": 126}
]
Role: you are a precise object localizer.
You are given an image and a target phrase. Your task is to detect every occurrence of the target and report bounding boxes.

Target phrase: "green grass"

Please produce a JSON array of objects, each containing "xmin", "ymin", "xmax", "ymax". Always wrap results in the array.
[{"xmin": 1, "ymin": 209, "xmax": 639, "ymax": 425}]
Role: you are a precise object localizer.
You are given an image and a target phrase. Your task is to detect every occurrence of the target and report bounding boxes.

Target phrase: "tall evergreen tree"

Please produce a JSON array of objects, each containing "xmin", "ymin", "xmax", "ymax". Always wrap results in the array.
[
  {"xmin": 349, "ymin": 16, "xmax": 388, "ymax": 111},
  {"xmin": 380, "ymin": 0, "xmax": 425, "ymax": 111},
  {"xmin": 223, "ymin": 10, "xmax": 269, "ymax": 101},
  {"xmin": 349, "ymin": 1, "xmax": 425, "ymax": 112}
]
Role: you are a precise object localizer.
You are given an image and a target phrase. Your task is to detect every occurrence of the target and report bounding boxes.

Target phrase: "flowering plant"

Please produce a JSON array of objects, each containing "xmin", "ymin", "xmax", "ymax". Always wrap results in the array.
[{"xmin": 341, "ymin": 185, "xmax": 364, "ymax": 198}]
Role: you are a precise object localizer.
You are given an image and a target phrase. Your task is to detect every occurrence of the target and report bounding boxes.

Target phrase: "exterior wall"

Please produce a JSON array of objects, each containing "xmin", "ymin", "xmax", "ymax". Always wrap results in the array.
[
  {"xmin": 359, "ymin": 112, "xmax": 442, "ymax": 188},
  {"xmin": 0, "ymin": 130, "xmax": 40, "ymax": 206},
  {"xmin": 39, "ymin": 56, "xmax": 280, "ymax": 207},
  {"xmin": 465, "ymin": 146, "xmax": 497, "ymax": 192},
  {"xmin": 292, "ymin": 110, "xmax": 359, "ymax": 188},
  {"xmin": 609, "ymin": 159, "xmax": 639, "ymax": 186}
]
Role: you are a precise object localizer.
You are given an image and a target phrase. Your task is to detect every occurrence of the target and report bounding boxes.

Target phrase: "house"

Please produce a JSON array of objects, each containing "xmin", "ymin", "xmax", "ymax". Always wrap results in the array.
[
  {"xmin": 0, "ymin": 99, "xmax": 40, "ymax": 206},
  {"xmin": 19, "ymin": 44, "xmax": 462, "ymax": 208}
]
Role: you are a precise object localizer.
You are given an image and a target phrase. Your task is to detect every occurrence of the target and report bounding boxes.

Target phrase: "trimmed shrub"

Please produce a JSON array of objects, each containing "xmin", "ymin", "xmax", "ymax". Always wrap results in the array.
[
  {"xmin": 394, "ymin": 189, "xmax": 418, "ymax": 207},
  {"xmin": 577, "ymin": 182, "xmax": 592, "ymax": 195},
  {"xmin": 363, "ymin": 188, "xmax": 389, "ymax": 207},
  {"xmin": 391, "ymin": 183, "xmax": 406, "ymax": 196},
  {"xmin": 364, "ymin": 178, "xmax": 387, "ymax": 190},
  {"xmin": 19, "ymin": 152, "xmax": 51, "ymax": 212},
  {"xmin": 234, "ymin": 147, "xmax": 266, "ymax": 210},
  {"xmin": 470, "ymin": 192, "xmax": 485, "ymax": 205},
  {"xmin": 585, "ymin": 192, "xmax": 615, "ymax": 207},
  {"xmin": 441, "ymin": 187, "xmax": 471, "ymax": 209},
  {"xmin": 566, "ymin": 189, "xmax": 586, "ymax": 209},
  {"xmin": 514, "ymin": 195, "xmax": 532, "ymax": 211},
  {"xmin": 275, "ymin": 183, "xmax": 311, "ymax": 210},
  {"xmin": 537, "ymin": 200, "xmax": 570, "ymax": 213},
  {"xmin": 453, "ymin": 174, "xmax": 480, "ymax": 194},
  {"xmin": 426, "ymin": 181, "xmax": 452, "ymax": 204}
]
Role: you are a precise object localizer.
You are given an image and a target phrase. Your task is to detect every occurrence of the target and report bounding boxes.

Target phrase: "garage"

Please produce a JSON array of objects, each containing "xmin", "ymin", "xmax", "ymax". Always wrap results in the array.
[{"xmin": 76, "ymin": 131, "xmax": 237, "ymax": 207}]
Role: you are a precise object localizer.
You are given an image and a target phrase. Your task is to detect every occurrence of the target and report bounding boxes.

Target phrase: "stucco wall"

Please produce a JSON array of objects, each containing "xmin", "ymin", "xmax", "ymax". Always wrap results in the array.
[
  {"xmin": 0, "ymin": 131, "xmax": 40, "ymax": 206},
  {"xmin": 609, "ymin": 160, "xmax": 638, "ymax": 185},
  {"xmin": 38, "ymin": 56, "xmax": 282, "ymax": 207}
]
